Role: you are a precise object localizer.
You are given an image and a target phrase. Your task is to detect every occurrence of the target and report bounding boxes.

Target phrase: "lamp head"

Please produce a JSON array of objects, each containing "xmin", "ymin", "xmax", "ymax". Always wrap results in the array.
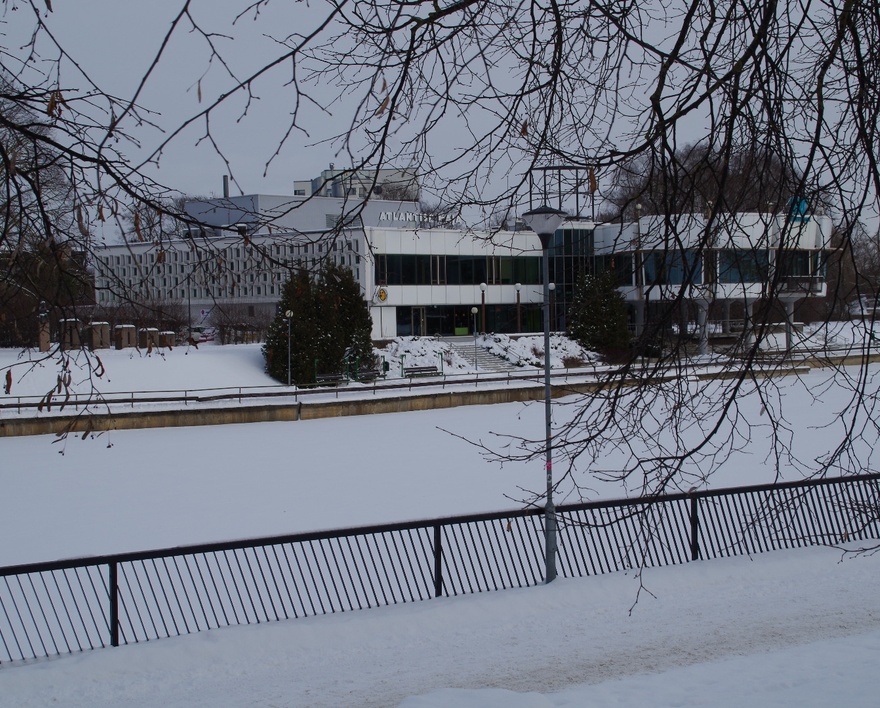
[{"xmin": 521, "ymin": 205, "xmax": 567, "ymax": 248}]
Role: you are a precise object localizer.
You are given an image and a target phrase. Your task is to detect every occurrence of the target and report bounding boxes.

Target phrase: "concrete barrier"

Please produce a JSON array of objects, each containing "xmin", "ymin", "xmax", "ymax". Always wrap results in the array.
[
  {"xmin": 0, "ymin": 357, "xmax": 845, "ymax": 439},
  {"xmin": 0, "ymin": 382, "xmax": 579, "ymax": 437}
]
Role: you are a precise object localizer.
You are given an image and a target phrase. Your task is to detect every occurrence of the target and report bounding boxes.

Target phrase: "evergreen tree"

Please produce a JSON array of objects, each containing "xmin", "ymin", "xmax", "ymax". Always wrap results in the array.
[
  {"xmin": 263, "ymin": 263, "xmax": 376, "ymax": 385},
  {"xmin": 567, "ymin": 270, "xmax": 631, "ymax": 355},
  {"xmin": 316, "ymin": 261, "xmax": 377, "ymax": 376},
  {"xmin": 263, "ymin": 269, "xmax": 318, "ymax": 385}
]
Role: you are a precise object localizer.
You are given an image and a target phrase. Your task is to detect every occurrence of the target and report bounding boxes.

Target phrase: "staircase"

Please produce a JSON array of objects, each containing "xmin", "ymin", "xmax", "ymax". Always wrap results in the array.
[{"xmin": 440, "ymin": 337, "xmax": 517, "ymax": 373}]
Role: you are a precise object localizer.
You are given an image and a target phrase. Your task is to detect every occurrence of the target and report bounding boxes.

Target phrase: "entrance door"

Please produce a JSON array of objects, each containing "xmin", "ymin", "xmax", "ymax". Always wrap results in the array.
[{"xmin": 411, "ymin": 307, "xmax": 427, "ymax": 336}]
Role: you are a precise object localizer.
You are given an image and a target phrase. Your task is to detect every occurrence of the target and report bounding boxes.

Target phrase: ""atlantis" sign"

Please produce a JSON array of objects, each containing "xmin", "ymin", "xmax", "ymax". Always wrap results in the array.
[{"xmin": 378, "ymin": 210, "xmax": 459, "ymax": 226}]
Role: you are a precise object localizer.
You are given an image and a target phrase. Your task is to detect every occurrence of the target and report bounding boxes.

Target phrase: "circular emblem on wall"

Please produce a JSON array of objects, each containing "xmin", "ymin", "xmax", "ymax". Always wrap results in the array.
[{"xmin": 377, "ymin": 287, "xmax": 388, "ymax": 302}]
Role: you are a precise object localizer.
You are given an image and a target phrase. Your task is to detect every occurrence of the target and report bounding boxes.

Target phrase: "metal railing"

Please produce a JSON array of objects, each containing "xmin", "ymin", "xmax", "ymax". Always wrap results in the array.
[
  {"xmin": 1, "ymin": 473, "xmax": 878, "ymax": 663},
  {"xmin": 0, "ymin": 367, "xmax": 603, "ymax": 415}
]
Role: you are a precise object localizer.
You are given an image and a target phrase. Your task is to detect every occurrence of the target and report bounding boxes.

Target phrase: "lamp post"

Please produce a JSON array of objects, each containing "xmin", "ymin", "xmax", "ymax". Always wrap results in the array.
[
  {"xmin": 479, "ymin": 282, "xmax": 487, "ymax": 334},
  {"xmin": 471, "ymin": 306, "xmax": 479, "ymax": 369},
  {"xmin": 38, "ymin": 300, "xmax": 50, "ymax": 353},
  {"xmin": 284, "ymin": 309, "xmax": 294, "ymax": 386},
  {"xmin": 187, "ymin": 272, "xmax": 192, "ymax": 342},
  {"xmin": 515, "ymin": 282, "xmax": 522, "ymax": 333},
  {"xmin": 521, "ymin": 204, "xmax": 567, "ymax": 583}
]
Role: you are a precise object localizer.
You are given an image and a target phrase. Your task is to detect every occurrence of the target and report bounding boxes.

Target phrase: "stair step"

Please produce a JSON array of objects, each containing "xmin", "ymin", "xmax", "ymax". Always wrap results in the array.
[{"xmin": 441, "ymin": 338, "xmax": 516, "ymax": 372}]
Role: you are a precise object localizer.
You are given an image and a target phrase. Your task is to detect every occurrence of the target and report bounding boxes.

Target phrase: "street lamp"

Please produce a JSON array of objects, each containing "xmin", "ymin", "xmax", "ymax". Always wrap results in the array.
[
  {"xmin": 38, "ymin": 300, "xmax": 50, "ymax": 353},
  {"xmin": 521, "ymin": 204, "xmax": 567, "ymax": 583},
  {"xmin": 515, "ymin": 282, "xmax": 522, "ymax": 333},
  {"xmin": 479, "ymin": 282, "xmax": 487, "ymax": 334},
  {"xmin": 284, "ymin": 309, "xmax": 294, "ymax": 386},
  {"xmin": 470, "ymin": 306, "xmax": 479, "ymax": 369},
  {"xmin": 187, "ymin": 272, "xmax": 192, "ymax": 342}
]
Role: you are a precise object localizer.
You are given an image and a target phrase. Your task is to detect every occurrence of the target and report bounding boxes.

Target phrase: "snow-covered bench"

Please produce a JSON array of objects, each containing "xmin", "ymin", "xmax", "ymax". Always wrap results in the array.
[{"xmin": 404, "ymin": 365, "xmax": 440, "ymax": 378}]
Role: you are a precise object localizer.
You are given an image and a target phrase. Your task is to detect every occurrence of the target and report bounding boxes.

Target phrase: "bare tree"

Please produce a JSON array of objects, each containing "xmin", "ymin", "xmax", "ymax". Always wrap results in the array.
[{"xmin": 2, "ymin": 0, "xmax": 880, "ymax": 520}]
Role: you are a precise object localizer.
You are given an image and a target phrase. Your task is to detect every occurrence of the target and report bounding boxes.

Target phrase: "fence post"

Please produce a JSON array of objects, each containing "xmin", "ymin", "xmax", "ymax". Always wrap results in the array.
[
  {"xmin": 689, "ymin": 494, "xmax": 700, "ymax": 561},
  {"xmin": 433, "ymin": 523, "xmax": 443, "ymax": 597},
  {"xmin": 109, "ymin": 561, "xmax": 119, "ymax": 647}
]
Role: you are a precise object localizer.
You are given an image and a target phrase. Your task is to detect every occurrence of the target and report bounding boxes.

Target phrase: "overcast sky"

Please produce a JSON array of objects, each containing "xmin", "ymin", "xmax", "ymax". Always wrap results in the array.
[
  {"xmin": 7, "ymin": 2, "xmax": 873, "ymax": 232},
  {"xmin": 5, "ymin": 0, "xmax": 355, "ymax": 198}
]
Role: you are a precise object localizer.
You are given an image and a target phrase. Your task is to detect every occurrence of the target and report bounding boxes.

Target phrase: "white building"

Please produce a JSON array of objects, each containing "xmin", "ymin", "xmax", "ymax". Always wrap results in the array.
[
  {"xmin": 92, "ymin": 194, "xmax": 555, "ymax": 338},
  {"xmin": 293, "ymin": 164, "xmax": 419, "ymax": 200},
  {"xmin": 92, "ymin": 192, "xmax": 831, "ymax": 342},
  {"xmin": 592, "ymin": 210, "xmax": 832, "ymax": 339}
]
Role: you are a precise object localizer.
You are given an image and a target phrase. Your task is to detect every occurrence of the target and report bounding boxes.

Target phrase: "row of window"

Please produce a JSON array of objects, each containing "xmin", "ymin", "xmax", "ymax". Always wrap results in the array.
[
  {"xmin": 597, "ymin": 249, "xmax": 826, "ymax": 286},
  {"xmin": 375, "ymin": 254, "xmax": 543, "ymax": 286},
  {"xmin": 98, "ymin": 239, "xmax": 358, "ymax": 268},
  {"xmin": 371, "ymin": 249, "xmax": 824, "ymax": 289}
]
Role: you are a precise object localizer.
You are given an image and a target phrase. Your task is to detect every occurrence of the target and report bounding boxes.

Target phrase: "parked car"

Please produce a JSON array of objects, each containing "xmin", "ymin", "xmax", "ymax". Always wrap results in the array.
[{"xmin": 190, "ymin": 326, "xmax": 217, "ymax": 342}]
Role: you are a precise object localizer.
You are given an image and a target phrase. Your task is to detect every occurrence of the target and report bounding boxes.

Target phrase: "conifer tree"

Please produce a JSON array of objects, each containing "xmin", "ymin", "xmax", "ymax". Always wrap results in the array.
[
  {"xmin": 567, "ymin": 270, "xmax": 631, "ymax": 356},
  {"xmin": 316, "ymin": 261, "xmax": 377, "ymax": 377},
  {"xmin": 263, "ymin": 263, "xmax": 375, "ymax": 385},
  {"xmin": 263, "ymin": 269, "xmax": 319, "ymax": 385}
]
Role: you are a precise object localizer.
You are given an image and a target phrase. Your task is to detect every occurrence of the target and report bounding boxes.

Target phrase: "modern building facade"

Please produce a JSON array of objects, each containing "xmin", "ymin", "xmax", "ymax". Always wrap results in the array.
[
  {"xmin": 293, "ymin": 164, "xmax": 419, "ymax": 200},
  {"xmin": 592, "ymin": 210, "xmax": 832, "ymax": 339},
  {"xmin": 92, "ymin": 190, "xmax": 831, "ymax": 343}
]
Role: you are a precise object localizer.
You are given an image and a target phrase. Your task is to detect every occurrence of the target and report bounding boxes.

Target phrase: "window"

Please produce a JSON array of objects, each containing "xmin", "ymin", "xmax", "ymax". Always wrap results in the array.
[
  {"xmin": 718, "ymin": 249, "xmax": 769, "ymax": 283},
  {"xmin": 644, "ymin": 250, "xmax": 702, "ymax": 285},
  {"xmin": 431, "ymin": 255, "xmax": 446, "ymax": 285},
  {"xmin": 400, "ymin": 255, "xmax": 417, "ymax": 284},
  {"xmin": 594, "ymin": 253, "xmax": 634, "ymax": 286},
  {"xmin": 486, "ymin": 256, "xmax": 501, "ymax": 285},
  {"xmin": 513, "ymin": 257, "xmax": 541, "ymax": 285},
  {"xmin": 776, "ymin": 250, "xmax": 813, "ymax": 278}
]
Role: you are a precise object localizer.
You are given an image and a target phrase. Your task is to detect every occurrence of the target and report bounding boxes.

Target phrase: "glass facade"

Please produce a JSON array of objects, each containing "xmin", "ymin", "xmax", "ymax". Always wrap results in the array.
[
  {"xmin": 375, "ymin": 230, "xmax": 828, "ymax": 337},
  {"xmin": 375, "ymin": 254, "xmax": 541, "ymax": 286},
  {"xmin": 718, "ymin": 249, "xmax": 770, "ymax": 283},
  {"xmin": 547, "ymin": 228, "xmax": 594, "ymax": 330},
  {"xmin": 395, "ymin": 304, "xmax": 542, "ymax": 337},
  {"xmin": 644, "ymin": 250, "xmax": 703, "ymax": 286}
]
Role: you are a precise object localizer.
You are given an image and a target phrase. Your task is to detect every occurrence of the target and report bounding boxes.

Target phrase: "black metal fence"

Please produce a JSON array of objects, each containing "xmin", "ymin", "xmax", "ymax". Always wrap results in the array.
[{"xmin": 2, "ymin": 473, "xmax": 878, "ymax": 663}]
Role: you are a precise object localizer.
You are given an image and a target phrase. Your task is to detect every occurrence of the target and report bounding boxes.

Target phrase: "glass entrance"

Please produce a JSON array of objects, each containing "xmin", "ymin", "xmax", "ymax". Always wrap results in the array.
[{"xmin": 411, "ymin": 306, "xmax": 427, "ymax": 336}]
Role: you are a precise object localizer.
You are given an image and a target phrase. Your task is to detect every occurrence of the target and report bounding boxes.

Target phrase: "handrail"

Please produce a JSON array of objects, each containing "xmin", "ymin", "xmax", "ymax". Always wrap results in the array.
[
  {"xmin": 1, "ymin": 472, "xmax": 878, "ymax": 662},
  {"xmin": 0, "ymin": 367, "xmax": 610, "ymax": 414},
  {"xmin": 0, "ymin": 355, "xmax": 822, "ymax": 415},
  {"xmin": 3, "ymin": 472, "xmax": 877, "ymax": 576}
]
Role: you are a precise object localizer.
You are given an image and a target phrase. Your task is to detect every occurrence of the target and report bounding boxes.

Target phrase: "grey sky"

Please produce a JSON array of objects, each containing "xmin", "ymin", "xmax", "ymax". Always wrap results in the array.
[{"xmin": 5, "ymin": 0, "xmax": 351, "ymax": 197}]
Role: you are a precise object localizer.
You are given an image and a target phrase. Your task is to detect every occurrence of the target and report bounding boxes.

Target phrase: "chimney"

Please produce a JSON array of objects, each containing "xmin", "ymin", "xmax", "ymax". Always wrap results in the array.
[{"xmin": 222, "ymin": 175, "xmax": 230, "ymax": 198}]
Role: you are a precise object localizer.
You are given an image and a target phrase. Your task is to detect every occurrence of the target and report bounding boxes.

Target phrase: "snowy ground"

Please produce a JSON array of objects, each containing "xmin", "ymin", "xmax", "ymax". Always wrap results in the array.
[
  {"xmin": 2, "ymin": 316, "xmax": 873, "ymax": 402},
  {"xmin": 4, "ymin": 357, "xmax": 879, "ymax": 566},
  {"xmin": 2, "ymin": 331, "xmax": 880, "ymax": 705},
  {"xmin": 1, "ymin": 546, "xmax": 878, "ymax": 707},
  {"xmin": 0, "ymin": 334, "xmax": 590, "ymax": 401}
]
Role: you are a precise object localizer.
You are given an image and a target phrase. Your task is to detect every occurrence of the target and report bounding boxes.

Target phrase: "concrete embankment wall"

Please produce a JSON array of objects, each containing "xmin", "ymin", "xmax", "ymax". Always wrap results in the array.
[
  {"xmin": 0, "ymin": 355, "xmax": 861, "ymax": 438},
  {"xmin": 0, "ymin": 382, "xmax": 589, "ymax": 438}
]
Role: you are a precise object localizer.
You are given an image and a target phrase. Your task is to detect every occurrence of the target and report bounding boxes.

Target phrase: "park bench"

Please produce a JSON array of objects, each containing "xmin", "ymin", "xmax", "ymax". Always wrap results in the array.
[
  {"xmin": 315, "ymin": 373, "xmax": 347, "ymax": 385},
  {"xmin": 404, "ymin": 365, "xmax": 440, "ymax": 378},
  {"xmin": 355, "ymin": 369, "xmax": 382, "ymax": 382}
]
